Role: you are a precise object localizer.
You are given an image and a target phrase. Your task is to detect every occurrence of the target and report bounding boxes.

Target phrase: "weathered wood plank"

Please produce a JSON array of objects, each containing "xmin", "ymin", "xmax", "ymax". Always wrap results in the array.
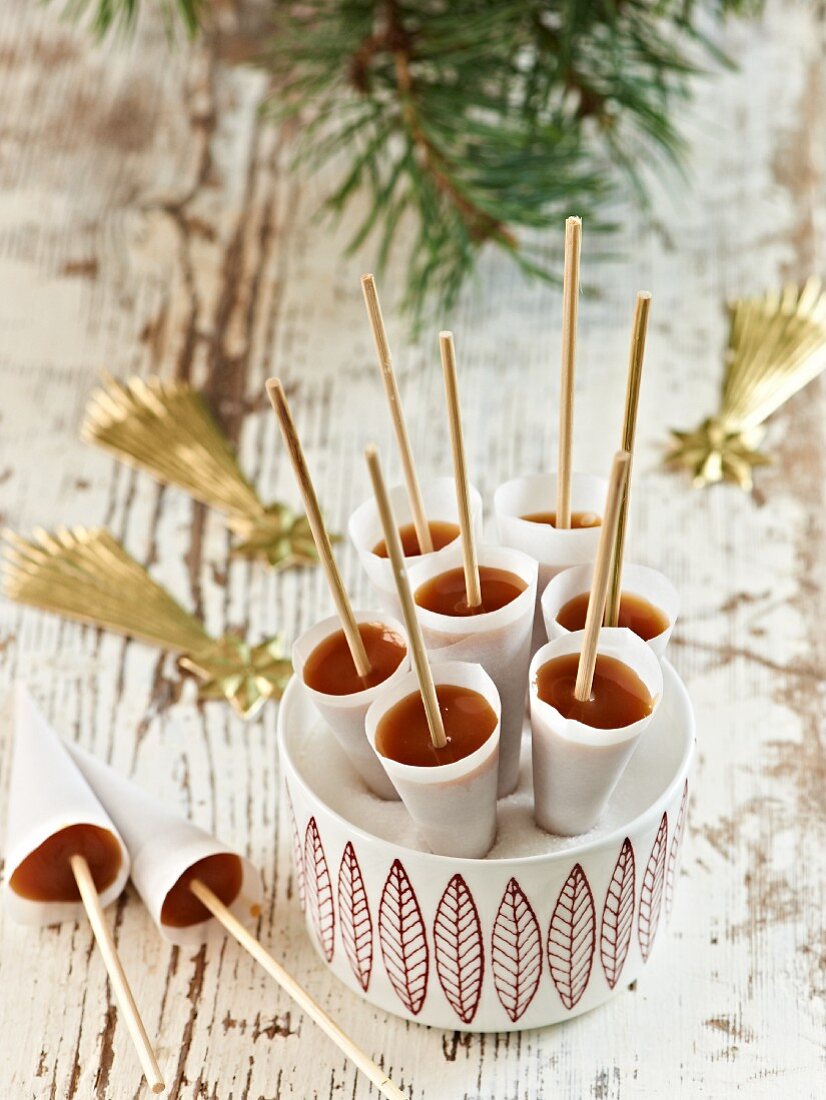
[{"xmin": 0, "ymin": 1, "xmax": 824, "ymax": 1097}]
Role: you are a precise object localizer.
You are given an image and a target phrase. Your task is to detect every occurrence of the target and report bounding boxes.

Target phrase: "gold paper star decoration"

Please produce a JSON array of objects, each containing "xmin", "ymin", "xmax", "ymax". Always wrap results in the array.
[
  {"xmin": 229, "ymin": 504, "xmax": 330, "ymax": 569},
  {"xmin": 666, "ymin": 279, "xmax": 826, "ymax": 490},
  {"xmin": 1, "ymin": 527, "xmax": 292, "ymax": 722},
  {"xmin": 182, "ymin": 634, "xmax": 292, "ymax": 720},
  {"xmin": 83, "ymin": 375, "xmax": 335, "ymax": 567},
  {"xmin": 666, "ymin": 418, "xmax": 771, "ymax": 491}
]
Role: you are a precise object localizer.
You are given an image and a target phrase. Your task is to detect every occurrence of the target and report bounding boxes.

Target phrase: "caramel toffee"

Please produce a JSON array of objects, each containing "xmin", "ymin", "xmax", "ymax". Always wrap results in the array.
[
  {"xmin": 521, "ymin": 510, "xmax": 601, "ymax": 529},
  {"xmin": 303, "ymin": 621, "xmax": 406, "ymax": 696},
  {"xmin": 9, "ymin": 823, "xmax": 122, "ymax": 901},
  {"xmin": 372, "ymin": 519, "xmax": 459, "ymax": 559},
  {"xmin": 414, "ymin": 565, "xmax": 526, "ymax": 617},
  {"xmin": 535, "ymin": 653, "xmax": 653, "ymax": 729},
  {"xmin": 376, "ymin": 685, "xmax": 497, "ymax": 767},
  {"xmin": 557, "ymin": 591, "xmax": 669, "ymax": 641},
  {"xmin": 160, "ymin": 853, "xmax": 244, "ymax": 928}
]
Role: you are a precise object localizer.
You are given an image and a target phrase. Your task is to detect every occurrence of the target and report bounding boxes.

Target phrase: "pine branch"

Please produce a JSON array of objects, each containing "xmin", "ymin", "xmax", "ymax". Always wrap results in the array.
[
  {"xmin": 50, "ymin": 0, "xmax": 758, "ymax": 327},
  {"xmin": 57, "ymin": 0, "xmax": 202, "ymax": 37}
]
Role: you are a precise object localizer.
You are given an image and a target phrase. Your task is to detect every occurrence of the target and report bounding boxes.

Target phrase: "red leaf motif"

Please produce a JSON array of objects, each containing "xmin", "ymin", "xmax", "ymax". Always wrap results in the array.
[
  {"xmin": 600, "ymin": 838, "xmax": 636, "ymax": 989},
  {"xmin": 433, "ymin": 874, "xmax": 484, "ymax": 1025},
  {"xmin": 285, "ymin": 787, "xmax": 305, "ymax": 913},
  {"xmin": 378, "ymin": 859, "xmax": 429, "ymax": 1015},
  {"xmin": 338, "ymin": 842, "xmax": 373, "ymax": 991},
  {"xmin": 548, "ymin": 863, "xmax": 596, "ymax": 1010},
  {"xmin": 666, "ymin": 781, "xmax": 689, "ymax": 919},
  {"xmin": 304, "ymin": 817, "xmax": 335, "ymax": 962},
  {"xmin": 638, "ymin": 812, "xmax": 668, "ymax": 962},
  {"xmin": 491, "ymin": 877, "xmax": 542, "ymax": 1022}
]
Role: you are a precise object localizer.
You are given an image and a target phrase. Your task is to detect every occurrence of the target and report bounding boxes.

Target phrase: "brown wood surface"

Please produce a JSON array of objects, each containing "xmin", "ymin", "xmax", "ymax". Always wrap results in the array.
[{"xmin": 0, "ymin": 1, "xmax": 824, "ymax": 1096}]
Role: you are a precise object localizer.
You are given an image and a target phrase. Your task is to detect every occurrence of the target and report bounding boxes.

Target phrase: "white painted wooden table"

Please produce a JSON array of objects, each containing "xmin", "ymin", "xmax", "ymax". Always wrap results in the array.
[{"xmin": 0, "ymin": 2, "xmax": 824, "ymax": 1096}]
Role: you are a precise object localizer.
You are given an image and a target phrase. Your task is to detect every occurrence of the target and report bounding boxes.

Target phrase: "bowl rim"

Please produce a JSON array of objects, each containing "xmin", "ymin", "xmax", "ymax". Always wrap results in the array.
[{"xmin": 277, "ymin": 658, "xmax": 695, "ymax": 869}]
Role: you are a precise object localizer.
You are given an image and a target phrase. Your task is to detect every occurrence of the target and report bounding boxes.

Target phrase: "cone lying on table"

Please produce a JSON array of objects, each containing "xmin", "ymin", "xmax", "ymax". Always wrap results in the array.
[
  {"xmin": 3, "ymin": 686, "xmax": 130, "ymax": 927},
  {"xmin": 67, "ymin": 743, "xmax": 408, "ymax": 1100},
  {"xmin": 2, "ymin": 688, "xmax": 164, "ymax": 1094},
  {"xmin": 65, "ymin": 744, "xmax": 262, "ymax": 947}
]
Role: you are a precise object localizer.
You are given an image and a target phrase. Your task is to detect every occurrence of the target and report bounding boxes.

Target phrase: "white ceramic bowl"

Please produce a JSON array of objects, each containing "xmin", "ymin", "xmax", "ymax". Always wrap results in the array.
[{"xmin": 277, "ymin": 662, "xmax": 694, "ymax": 1032}]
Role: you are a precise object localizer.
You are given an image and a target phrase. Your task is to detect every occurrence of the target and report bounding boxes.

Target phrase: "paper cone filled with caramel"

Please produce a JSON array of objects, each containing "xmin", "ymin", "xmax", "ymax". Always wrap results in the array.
[
  {"xmin": 2, "ymin": 686, "xmax": 130, "ymax": 927},
  {"xmin": 66, "ymin": 744, "xmax": 262, "ymax": 947}
]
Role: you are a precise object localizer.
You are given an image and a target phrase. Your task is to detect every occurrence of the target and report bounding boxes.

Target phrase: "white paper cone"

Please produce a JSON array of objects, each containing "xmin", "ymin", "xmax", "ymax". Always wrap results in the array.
[
  {"xmin": 348, "ymin": 477, "xmax": 482, "ymax": 619},
  {"xmin": 408, "ymin": 546, "xmax": 537, "ymax": 797},
  {"xmin": 66, "ymin": 743, "xmax": 262, "ymax": 946},
  {"xmin": 292, "ymin": 611, "xmax": 410, "ymax": 800},
  {"xmin": 365, "ymin": 661, "xmax": 500, "ymax": 858},
  {"xmin": 529, "ymin": 629, "xmax": 663, "ymax": 836},
  {"xmin": 493, "ymin": 472, "xmax": 607, "ymax": 650},
  {"xmin": 2, "ymin": 686, "xmax": 130, "ymax": 927},
  {"xmin": 541, "ymin": 563, "xmax": 680, "ymax": 658}
]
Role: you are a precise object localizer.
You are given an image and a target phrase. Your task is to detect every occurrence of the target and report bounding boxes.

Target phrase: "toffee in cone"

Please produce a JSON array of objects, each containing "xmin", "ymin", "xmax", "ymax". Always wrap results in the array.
[
  {"xmin": 349, "ymin": 477, "xmax": 482, "ymax": 619},
  {"xmin": 366, "ymin": 661, "xmax": 501, "ymax": 858},
  {"xmin": 293, "ymin": 611, "xmax": 410, "ymax": 800},
  {"xmin": 494, "ymin": 472, "xmax": 607, "ymax": 651},
  {"xmin": 372, "ymin": 519, "xmax": 459, "ymax": 559},
  {"xmin": 530, "ymin": 630, "xmax": 663, "ymax": 836},
  {"xmin": 2, "ymin": 686, "xmax": 129, "ymax": 926},
  {"xmin": 409, "ymin": 546, "xmax": 537, "ymax": 797},
  {"xmin": 541, "ymin": 562, "xmax": 679, "ymax": 658},
  {"xmin": 66, "ymin": 742, "xmax": 262, "ymax": 946}
]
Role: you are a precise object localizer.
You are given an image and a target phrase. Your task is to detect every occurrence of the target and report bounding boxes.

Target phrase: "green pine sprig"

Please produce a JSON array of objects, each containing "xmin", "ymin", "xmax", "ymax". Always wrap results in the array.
[{"xmin": 53, "ymin": 0, "xmax": 757, "ymax": 328}]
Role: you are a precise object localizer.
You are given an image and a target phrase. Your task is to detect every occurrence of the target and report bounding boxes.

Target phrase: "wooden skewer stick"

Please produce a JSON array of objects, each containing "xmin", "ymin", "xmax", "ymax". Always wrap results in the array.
[
  {"xmin": 266, "ymin": 378, "xmax": 371, "ymax": 678},
  {"xmin": 439, "ymin": 332, "xmax": 481, "ymax": 609},
  {"xmin": 361, "ymin": 274, "xmax": 433, "ymax": 555},
  {"xmin": 557, "ymin": 216, "xmax": 582, "ymax": 529},
  {"xmin": 604, "ymin": 292, "xmax": 651, "ymax": 627},
  {"xmin": 188, "ymin": 880, "xmax": 407, "ymax": 1100},
  {"xmin": 364, "ymin": 445, "xmax": 447, "ymax": 749},
  {"xmin": 70, "ymin": 854, "xmax": 165, "ymax": 1095},
  {"xmin": 574, "ymin": 451, "xmax": 631, "ymax": 703}
]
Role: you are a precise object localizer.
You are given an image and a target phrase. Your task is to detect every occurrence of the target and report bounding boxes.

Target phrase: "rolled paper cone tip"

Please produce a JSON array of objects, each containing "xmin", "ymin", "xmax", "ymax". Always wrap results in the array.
[
  {"xmin": 2, "ymin": 685, "xmax": 130, "ymax": 927},
  {"xmin": 65, "ymin": 742, "xmax": 262, "ymax": 946}
]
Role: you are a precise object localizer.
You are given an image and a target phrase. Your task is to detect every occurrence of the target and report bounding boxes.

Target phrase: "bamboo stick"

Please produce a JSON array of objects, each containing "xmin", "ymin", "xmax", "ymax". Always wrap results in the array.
[
  {"xmin": 364, "ymin": 445, "xmax": 447, "ymax": 749},
  {"xmin": 556, "ymin": 216, "xmax": 582, "ymax": 529},
  {"xmin": 189, "ymin": 880, "xmax": 406, "ymax": 1100},
  {"xmin": 439, "ymin": 331, "xmax": 481, "ymax": 608},
  {"xmin": 71, "ymin": 855, "xmax": 165, "ymax": 1095},
  {"xmin": 361, "ymin": 274, "xmax": 433, "ymax": 554},
  {"xmin": 266, "ymin": 379, "xmax": 370, "ymax": 677},
  {"xmin": 574, "ymin": 452, "xmax": 631, "ymax": 702},
  {"xmin": 605, "ymin": 292, "xmax": 651, "ymax": 626}
]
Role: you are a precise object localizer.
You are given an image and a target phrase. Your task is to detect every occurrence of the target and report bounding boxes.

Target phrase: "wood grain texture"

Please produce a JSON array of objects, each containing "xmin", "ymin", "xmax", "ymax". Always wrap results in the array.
[{"xmin": 0, "ymin": 1, "xmax": 824, "ymax": 1097}]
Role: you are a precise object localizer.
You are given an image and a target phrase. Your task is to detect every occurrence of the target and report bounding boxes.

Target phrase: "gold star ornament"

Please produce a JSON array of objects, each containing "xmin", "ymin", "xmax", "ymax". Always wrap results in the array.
[
  {"xmin": 182, "ymin": 634, "xmax": 292, "ymax": 720},
  {"xmin": 666, "ymin": 279, "xmax": 826, "ymax": 490}
]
